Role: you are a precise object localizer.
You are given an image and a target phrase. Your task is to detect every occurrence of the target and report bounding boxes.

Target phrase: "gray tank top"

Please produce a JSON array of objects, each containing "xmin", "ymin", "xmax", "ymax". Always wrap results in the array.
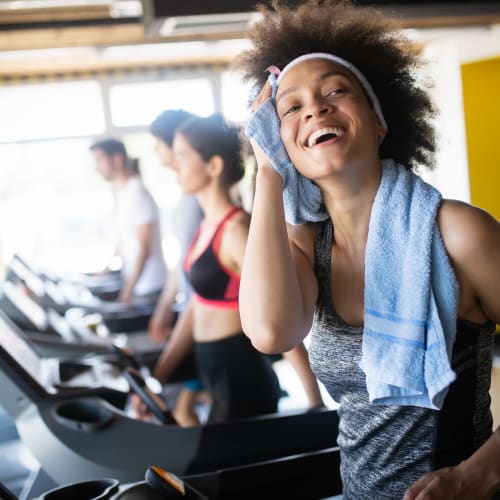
[{"xmin": 309, "ymin": 219, "xmax": 496, "ymax": 499}]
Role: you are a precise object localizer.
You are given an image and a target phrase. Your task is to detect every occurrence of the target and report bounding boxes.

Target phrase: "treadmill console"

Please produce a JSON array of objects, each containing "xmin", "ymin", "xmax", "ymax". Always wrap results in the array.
[
  {"xmin": 0, "ymin": 311, "xmax": 45, "ymax": 388},
  {"xmin": 0, "ymin": 311, "xmax": 126, "ymax": 398}
]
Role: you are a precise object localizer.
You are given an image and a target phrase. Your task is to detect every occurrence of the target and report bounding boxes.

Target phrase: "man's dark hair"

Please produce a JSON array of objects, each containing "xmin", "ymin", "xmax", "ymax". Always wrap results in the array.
[
  {"xmin": 237, "ymin": 0, "xmax": 437, "ymax": 171},
  {"xmin": 89, "ymin": 138, "xmax": 127, "ymax": 158},
  {"xmin": 90, "ymin": 138, "xmax": 139, "ymax": 175},
  {"xmin": 149, "ymin": 109, "xmax": 196, "ymax": 147}
]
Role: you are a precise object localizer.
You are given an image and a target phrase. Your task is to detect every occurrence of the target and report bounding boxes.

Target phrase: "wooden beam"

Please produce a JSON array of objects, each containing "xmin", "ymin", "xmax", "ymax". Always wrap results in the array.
[
  {"xmin": 0, "ymin": 23, "xmax": 258, "ymax": 51},
  {"xmin": 392, "ymin": 13, "xmax": 500, "ymax": 29},
  {"xmin": 0, "ymin": 5, "xmax": 111, "ymax": 24},
  {"xmin": 0, "ymin": 9, "xmax": 499, "ymax": 52},
  {"xmin": 0, "ymin": 54, "xmax": 233, "ymax": 78},
  {"xmin": 0, "ymin": 23, "xmax": 145, "ymax": 51}
]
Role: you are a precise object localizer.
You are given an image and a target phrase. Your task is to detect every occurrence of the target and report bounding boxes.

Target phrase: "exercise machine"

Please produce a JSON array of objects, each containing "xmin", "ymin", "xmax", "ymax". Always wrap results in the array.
[{"xmin": 0, "ymin": 310, "xmax": 339, "ymax": 498}]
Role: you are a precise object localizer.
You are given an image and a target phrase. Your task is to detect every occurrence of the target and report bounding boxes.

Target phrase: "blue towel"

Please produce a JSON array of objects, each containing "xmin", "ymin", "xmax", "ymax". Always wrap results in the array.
[
  {"xmin": 360, "ymin": 159, "xmax": 458, "ymax": 410},
  {"xmin": 245, "ymin": 73, "xmax": 328, "ymax": 225}
]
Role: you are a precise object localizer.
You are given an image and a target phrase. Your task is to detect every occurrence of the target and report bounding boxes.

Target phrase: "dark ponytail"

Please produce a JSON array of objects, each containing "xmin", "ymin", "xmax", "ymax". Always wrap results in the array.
[{"xmin": 176, "ymin": 114, "xmax": 244, "ymax": 188}]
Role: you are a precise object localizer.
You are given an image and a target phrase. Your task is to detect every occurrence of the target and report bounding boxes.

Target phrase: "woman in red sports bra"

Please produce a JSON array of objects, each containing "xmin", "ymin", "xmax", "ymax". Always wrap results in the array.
[{"xmin": 152, "ymin": 114, "xmax": 323, "ymax": 424}]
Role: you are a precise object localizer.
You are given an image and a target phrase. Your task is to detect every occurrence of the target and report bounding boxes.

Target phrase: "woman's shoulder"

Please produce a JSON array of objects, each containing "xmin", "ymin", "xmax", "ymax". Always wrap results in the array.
[
  {"xmin": 231, "ymin": 207, "xmax": 251, "ymax": 228},
  {"xmin": 439, "ymin": 200, "xmax": 500, "ymax": 323},
  {"xmin": 438, "ymin": 199, "xmax": 499, "ymax": 259},
  {"xmin": 221, "ymin": 208, "xmax": 250, "ymax": 241}
]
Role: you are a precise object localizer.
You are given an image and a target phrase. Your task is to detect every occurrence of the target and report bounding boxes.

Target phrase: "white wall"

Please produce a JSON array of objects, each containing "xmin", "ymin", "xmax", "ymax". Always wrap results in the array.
[
  {"xmin": 415, "ymin": 24, "xmax": 500, "ymax": 201},
  {"xmin": 421, "ymin": 36, "xmax": 471, "ymax": 202}
]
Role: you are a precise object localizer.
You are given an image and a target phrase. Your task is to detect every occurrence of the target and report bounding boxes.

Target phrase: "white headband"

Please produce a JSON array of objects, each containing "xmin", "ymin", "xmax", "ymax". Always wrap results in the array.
[{"xmin": 274, "ymin": 52, "xmax": 387, "ymax": 132}]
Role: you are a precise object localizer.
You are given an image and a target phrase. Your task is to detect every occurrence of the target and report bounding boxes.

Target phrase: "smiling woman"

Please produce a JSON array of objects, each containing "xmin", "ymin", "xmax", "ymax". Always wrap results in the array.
[{"xmin": 238, "ymin": 1, "xmax": 500, "ymax": 499}]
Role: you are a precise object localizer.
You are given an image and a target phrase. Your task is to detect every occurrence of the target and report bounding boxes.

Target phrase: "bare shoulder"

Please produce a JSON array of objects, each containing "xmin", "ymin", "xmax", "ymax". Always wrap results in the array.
[
  {"xmin": 438, "ymin": 199, "xmax": 500, "ymax": 262},
  {"xmin": 219, "ymin": 209, "xmax": 250, "ymax": 263},
  {"xmin": 226, "ymin": 209, "xmax": 250, "ymax": 239},
  {"xmin": 439, "ymin": 199, "xmax": 500, "ymax": 323}
]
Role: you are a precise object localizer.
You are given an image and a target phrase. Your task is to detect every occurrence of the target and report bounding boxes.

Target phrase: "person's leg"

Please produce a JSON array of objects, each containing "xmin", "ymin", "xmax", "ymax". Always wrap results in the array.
[
  {"xmin": 194, "ymin": 333, "xmax": 282, "ymax": 423},
  {"xmin": 220, "ymin": 334, "xmax": 281, "ymax": 420},
  {"xmin": 172, "ymin": 386, "xmax": 201, "ymax": 427}
]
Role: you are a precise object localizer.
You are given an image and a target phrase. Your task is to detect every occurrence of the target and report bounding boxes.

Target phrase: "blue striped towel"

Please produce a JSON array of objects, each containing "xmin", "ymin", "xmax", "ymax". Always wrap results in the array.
[
  {"xmin": 245, "ymin": 73, "xmax": 328, "ymax": 225},
  {"xmin": 360, "ymin": 159, "xmax": 458, "ymax": 410}
]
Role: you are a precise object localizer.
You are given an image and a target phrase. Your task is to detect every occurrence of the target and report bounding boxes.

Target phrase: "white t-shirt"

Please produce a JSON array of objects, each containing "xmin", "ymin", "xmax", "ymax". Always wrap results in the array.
[{"xmin": 114, "ymin": 176, "xmax": 166, "ymax": 296}]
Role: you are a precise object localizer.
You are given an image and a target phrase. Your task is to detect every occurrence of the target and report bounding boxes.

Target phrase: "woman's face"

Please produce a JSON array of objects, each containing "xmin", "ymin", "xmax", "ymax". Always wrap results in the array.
[
  {"xmin": 275, "ymin": 58, "xmax": 383, "ymax": 181},
  {"xmin": 172, "ymin": 133, "xmax": 211, "ymax": 194}
]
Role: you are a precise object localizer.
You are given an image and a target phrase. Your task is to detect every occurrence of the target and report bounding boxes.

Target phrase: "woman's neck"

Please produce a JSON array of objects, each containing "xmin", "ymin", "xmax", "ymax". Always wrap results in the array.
[
  {"xmin": 320, "ymin": 161, "xmax": 381, "ymax": 248},
  {"xmin": 196, "ymin": 187, "xmax": 235, "ymax": 225}
]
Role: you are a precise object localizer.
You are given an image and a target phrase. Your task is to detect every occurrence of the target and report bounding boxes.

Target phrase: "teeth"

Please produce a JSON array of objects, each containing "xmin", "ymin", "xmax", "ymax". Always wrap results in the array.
[{"xmin": 307, "ymin": 127, "xmax": 345, "ymax": 147}]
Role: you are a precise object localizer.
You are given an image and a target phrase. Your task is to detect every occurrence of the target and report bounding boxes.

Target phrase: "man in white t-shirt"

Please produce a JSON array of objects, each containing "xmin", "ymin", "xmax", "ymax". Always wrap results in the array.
[{"xmin": 90, "ymin": 138, "xmax": 166, "ymax": 303}]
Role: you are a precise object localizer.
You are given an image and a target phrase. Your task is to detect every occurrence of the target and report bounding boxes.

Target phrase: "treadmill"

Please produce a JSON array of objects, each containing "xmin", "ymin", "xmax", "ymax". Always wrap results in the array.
[
  {"xmin": 0, "ymin": 277, "xmax": 159, "ymax": 363},
  {"xmin": 0, "ymin": 310, "xmax": 339, "ymax": 497},
  {"xmin": 4, "ymin": 255, "xmax": 155, "ymax": 335},
  {"xmin": 31, "ymin": 445, "xmax": 342, "ymax": 499}
]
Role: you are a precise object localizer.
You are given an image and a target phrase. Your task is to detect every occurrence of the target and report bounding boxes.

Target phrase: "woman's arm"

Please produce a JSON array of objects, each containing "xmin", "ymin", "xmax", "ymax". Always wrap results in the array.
[
  {"xmin": 239, "ymin": 146, "xmax": 318, "ymax": 354},
  {"xmin": 153, "ymin": 298, "xmax": 195, "ymax": 384},
  {"xmin": 405, "ymin": 200, "xmax": 500, "ymax": 499},
  {"xmin": 283, "ymin": 343, "xmax": 324, "ymax": 408}
]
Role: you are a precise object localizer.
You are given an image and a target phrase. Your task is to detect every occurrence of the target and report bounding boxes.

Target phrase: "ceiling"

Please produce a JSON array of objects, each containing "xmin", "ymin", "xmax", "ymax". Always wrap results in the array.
[
  {"xmin": 0, "ymin": 0, "xmax": 500, "ymax": 51},
  {"xmin": 0, "ymin": 0, "xmax": 499, "ymax": 81}
]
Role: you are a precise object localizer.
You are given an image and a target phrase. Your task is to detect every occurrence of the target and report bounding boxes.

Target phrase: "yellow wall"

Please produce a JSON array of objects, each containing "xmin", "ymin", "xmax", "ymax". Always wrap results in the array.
[{"xmin": 461, "ymin": 57, "xmax": 500, "ymax": 220}]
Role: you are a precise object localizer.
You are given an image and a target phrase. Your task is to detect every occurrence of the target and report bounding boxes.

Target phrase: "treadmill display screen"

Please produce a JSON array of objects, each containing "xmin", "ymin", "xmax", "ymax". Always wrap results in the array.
[
  {"xmin": 0, "ymin": 313, "xmax": 43, "ymax": 384},
  {"xmin": 3, "ymin": 280, "xmax": 48, "ymax": 331}
]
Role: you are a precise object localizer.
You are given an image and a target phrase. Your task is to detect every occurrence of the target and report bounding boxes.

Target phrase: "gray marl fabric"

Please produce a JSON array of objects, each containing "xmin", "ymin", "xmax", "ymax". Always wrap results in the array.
[{"xmin": 309, "ymin": 219, "xmax": 497, "ymax": 499}]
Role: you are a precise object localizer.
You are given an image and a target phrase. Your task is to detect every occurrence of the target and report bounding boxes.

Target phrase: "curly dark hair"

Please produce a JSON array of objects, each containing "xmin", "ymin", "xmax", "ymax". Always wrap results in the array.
[
  {"xmin": 176, "ymin": 114, "xmax": 245, "ymax": 188},
  {"xmin": 237, "ymin": 0, "xmax": 437, "ymax": 171}
]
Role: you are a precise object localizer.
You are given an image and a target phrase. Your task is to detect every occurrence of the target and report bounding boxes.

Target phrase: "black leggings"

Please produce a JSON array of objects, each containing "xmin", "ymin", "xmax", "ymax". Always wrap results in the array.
[{"xmin": 194, "ymin": 333, "xmax": 281, "ymax": 424}]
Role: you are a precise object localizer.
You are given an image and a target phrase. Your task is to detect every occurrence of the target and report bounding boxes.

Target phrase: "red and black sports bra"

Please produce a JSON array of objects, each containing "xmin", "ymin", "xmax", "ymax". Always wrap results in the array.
[{"xmin": 183, "ymin": 206, "xmax": 243, "ymax": 309}]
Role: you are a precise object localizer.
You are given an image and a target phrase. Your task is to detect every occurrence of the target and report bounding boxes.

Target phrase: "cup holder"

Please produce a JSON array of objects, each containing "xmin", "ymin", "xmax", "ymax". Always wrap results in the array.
[
  {"xmin": 37, "ymin": 478, "xmax": 119, "ymax": 500},
  {"xmin": 52, "ymin": 397, "xmax": 114, "ymax": 432}
]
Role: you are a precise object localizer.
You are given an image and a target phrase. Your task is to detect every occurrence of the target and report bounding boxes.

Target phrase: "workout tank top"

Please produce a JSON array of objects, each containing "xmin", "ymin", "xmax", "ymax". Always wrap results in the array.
[
  {"xmin": 309, "ymin": 219, "xmax": 497, "ymax": 500},
  {"xmin": 184, "ymin": 206, "xmax": 243, "ymax": 309}
]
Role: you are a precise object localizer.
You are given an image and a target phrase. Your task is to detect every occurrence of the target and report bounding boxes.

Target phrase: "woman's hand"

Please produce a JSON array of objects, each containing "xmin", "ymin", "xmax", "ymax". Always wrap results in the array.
[
  {"xmin": 129, "ymin": 393, "xmax": 154, "ymax": 422},
  {"xmin": 249, "ymin": 80, "xmax": 281, "ymax": 176},
  {"xmin": 403, "ymin": 463, "xmax": 492, "ymax": 500},
  {"xmin": 117, "ymin": 285, "xmax": 134, "ymax": 303},
  {"xmin": 251, "ymin": 79, "xmax": 272, "ymax": 113},
  {"xmin": 148, "ymin": 307, "xmax": 174, "ymax": 343}
]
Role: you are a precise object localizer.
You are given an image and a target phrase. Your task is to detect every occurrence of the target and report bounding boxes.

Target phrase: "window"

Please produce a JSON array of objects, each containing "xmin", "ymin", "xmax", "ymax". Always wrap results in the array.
[
  {"xmin": 0, "ymin": 138, "xmax": 115, "ymax": 273},
  {"xmin": 0, "ymin": 73, "xmax": 217, "ymax": 276},
  {"xmin": 109, "ymin": 78, "xmax": 215, "ymax": 127},
  {"xmin": 221, "ymin": 70, "xmax": 252, "ymax": 124},
  {"xmin": 0, "ymin": 81, "xmax": 105, "ymax": 142}
]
